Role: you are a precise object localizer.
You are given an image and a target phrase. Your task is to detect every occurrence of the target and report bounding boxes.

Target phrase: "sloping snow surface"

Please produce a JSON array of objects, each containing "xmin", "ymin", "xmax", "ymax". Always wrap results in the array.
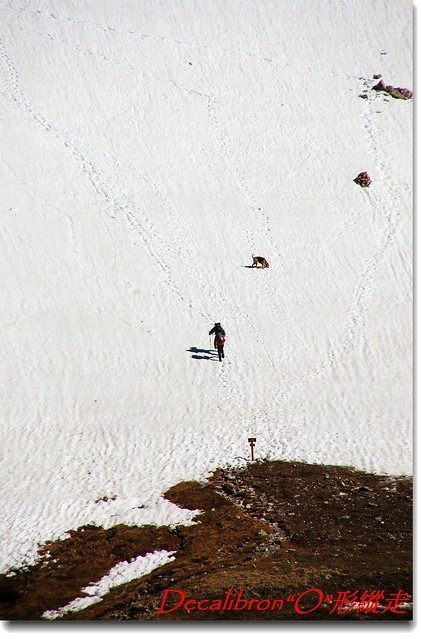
[{"xmin": 0, "ymin": 0, "xmax": 412, "ymax": 572}]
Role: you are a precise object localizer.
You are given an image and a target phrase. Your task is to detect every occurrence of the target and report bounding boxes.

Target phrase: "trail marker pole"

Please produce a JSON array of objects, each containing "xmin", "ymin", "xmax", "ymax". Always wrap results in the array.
[{"xmin": 248, "ymin": 437, "xmax": 256, "ymax": 461}]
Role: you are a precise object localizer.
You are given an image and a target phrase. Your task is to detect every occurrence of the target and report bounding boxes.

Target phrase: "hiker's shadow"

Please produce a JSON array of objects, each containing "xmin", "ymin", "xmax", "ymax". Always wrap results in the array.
[{"xmin": 187, "ymin": 346, "xmax": 216, "ymax": 360}]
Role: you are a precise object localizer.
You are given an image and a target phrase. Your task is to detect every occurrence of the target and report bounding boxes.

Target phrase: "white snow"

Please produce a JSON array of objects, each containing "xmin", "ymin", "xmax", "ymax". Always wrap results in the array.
[
  {"xmin": 0, "ymin": 0, "xmax": 412, "ymax": 573},
  {"xmin": 42, "ymin": 549, "xmax": 176, "ymax": 619}
]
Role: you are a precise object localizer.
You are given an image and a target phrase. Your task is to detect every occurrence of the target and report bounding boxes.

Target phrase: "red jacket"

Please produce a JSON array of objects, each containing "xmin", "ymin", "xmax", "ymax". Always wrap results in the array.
[{"xmin": 214, "ymin": 334, "xmax": 226, "ymax": 348}]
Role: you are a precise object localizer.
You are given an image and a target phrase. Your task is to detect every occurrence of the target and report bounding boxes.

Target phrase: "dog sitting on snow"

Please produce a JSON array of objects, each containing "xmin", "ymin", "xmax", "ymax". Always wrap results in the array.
[{"xmin": 252, "ymin": 255, "xmax": 269, "ymax": 268}]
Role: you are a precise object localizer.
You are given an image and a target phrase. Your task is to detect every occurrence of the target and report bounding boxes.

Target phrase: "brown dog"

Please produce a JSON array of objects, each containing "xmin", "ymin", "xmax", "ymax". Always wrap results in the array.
[{"xmin": 252, "ymin": 255, "xmax": 269, "ymax": 268}]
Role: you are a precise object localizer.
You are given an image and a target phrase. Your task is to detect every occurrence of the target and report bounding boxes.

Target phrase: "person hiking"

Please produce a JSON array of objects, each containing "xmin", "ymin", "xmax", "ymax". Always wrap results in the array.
[{"xmin": 209, "ymin": 323, "xmax": 226, "ymax": 362}]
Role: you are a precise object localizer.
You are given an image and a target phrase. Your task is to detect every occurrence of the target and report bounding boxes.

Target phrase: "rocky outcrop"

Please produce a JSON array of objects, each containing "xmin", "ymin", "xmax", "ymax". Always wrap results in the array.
[
  {"xmin": 354, "ymin": 171, "xmax": 372, "ymax": 187},
  {"xmin": 372, "ymin": 78, "xmax": 413, "ymax": 100}
]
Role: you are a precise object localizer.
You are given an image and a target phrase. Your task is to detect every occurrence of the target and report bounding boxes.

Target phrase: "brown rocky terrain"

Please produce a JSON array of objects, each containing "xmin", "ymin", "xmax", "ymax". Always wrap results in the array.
[{"xmin": 0, "ymin": 460, "xmax": 412, "ymax": 621}]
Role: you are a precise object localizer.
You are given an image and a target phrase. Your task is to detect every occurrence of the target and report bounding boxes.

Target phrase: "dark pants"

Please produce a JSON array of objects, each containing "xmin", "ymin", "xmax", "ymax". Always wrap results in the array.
[{"xmin": 217, "ymin": 345, "xmax": 225, "ymax": 361}]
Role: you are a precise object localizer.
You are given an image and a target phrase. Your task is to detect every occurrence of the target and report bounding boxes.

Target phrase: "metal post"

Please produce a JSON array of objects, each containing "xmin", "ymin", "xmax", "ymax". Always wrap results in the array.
[{"xmin": 248, "ymin": 437, "xmax": 256, "ymax": 461}]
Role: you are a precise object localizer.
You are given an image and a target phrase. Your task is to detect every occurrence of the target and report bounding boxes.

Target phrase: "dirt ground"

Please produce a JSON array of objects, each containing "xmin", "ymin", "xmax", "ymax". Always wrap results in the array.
[{"xmin": 0, "ymin": 460, "xmax": 412, "ymax": 621}]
